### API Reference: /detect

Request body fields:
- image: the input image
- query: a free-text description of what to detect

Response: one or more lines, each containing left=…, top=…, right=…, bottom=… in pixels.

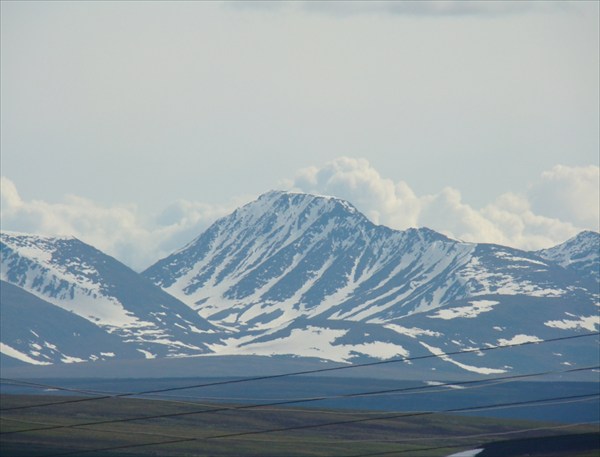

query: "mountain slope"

left=1, top=280, right=141, bottom=365
left=536, top=230, right=599, bottom=285
left=3, top=192, right=597, bottom=373
left=1, top=232, right=220, bottom=360
left=144, top=191, right=598, bottom=371
left=144, top=191, right=593, bottom=331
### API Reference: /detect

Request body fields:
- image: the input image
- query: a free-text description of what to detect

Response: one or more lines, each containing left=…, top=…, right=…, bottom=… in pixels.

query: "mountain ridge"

left=141, top=191, right=598, bottom=369
left=0, top=231, right=220, bottom=364
left=1, top=190, right=598, bottom=372
left=144, top=191, right=596, bottom=328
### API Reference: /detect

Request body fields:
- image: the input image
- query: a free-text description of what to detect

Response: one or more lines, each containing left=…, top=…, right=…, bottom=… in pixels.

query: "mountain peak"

left=1, top=231, right=82, bottom=266
left=536, top=230, right=599, bottom=284
left=208, top=190, right=368, bottom=241
left=1, top=230, right=78, bottom=243
left=573, top=230, right=600, bottom=242
left=253, top=190, right=360, bottom=215
left=142, top=190, right=597, bottom=366
left=1, top=230, right=218, bottom=364
left=3, top=196, right=598, bottom=371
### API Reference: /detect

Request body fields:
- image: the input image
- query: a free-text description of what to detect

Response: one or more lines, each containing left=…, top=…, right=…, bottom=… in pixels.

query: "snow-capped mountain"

left=2, top=191, right=598, bottom=374
left=144, top=191, right=595, bottom=332
left=1, top=232, right=219, bottom=364
left=143, top=191, right=599, bottom=371
left=537, top=230, right=599, bottom=285
left=1, top=280, right=140, bottom=365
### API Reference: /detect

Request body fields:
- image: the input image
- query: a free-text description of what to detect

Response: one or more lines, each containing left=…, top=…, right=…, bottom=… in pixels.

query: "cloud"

left=287, top=158, right=598, bottom=250
left=419, top=187, right=508, bottom=244
left=481, top=192, right=579, bottom=250
left=2, top=160, right=597, bottom=270
left=527, top=165, right=599, bottom=229
left=286, top=157, right=422, bottom=229
left=0, top=177, right=235, bottom=271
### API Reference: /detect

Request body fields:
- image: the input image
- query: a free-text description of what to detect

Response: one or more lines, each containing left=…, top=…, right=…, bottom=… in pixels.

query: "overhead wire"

left=340, top=421, right=600, bottom=457
left=3, top=412, right=598, bottom=457
left=1, top=374, right=538, bottom=420
left=3, top=414, right=595, bottom=447
left=32, top=392, right=599, bottom=457
left=2, top=330, right=597, bottom=412
left=1, top=416, right=192, bottom=442
left=0, top=378, right=115, bottom=397
left=2, top=365, right=597, bottom=419
left=2, top=331, right=597, bottom=456
left=208, top=421, right=600, bottom=446
left=77, top=374, right=540, bottom=415
left=2, top=365, right=597, bottom=436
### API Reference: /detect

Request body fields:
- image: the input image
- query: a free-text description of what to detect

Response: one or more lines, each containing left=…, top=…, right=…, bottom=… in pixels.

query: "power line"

left=35, top=393, right=599, bottom=457
left=0, top=378, right=114, bottom=397
left=1, top=371, right=539, bottom=420
left=5, top=413, right=597, bottom=457
left=5, top=364, right=594, bottom=408
left=0, top=378, right=118, bottom=400
left=342, top=422, right=600, bottom=457
left=1, top=416, right=192, bottom=442
left=5, top=415, right=595, bottom=448
left=5, top=401, right=597, bottom=456
left=235, top=421, right=600, bottom=446
left=201, top=394, right=600, bottom=440
left=2, top=331, right=597, bottom=412
left=3, top=365, right=597, bottom=436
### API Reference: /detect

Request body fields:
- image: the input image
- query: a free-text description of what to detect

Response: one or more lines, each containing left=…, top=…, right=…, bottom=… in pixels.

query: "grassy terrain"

left=1, top=394, right=598, bottom=457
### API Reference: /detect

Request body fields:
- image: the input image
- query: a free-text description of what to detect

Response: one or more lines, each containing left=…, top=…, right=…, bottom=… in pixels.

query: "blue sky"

left=1, top=1, right=598, bottom=270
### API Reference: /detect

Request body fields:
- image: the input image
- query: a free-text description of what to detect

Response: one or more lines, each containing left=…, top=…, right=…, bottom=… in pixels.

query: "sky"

left=1, top=1, right=598, bottom=271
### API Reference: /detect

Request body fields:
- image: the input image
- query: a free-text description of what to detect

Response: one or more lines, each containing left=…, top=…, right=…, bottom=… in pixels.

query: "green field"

left=1, top=394, right=598, bottom=457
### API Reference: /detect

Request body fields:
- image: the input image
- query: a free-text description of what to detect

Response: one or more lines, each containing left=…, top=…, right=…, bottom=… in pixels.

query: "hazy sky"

left=1, top=1, right=598, bottom=270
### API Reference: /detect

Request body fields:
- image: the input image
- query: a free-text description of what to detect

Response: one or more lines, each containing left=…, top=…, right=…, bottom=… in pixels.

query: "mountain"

left=0, top=232, right=220, bottom=364
left=536, top=230, right=599, bottom=285
left=1, top=280, right=140, bottom=365
left=143, top=191, right=599, bottom=372
left=2, top=192, right=598, bottom=374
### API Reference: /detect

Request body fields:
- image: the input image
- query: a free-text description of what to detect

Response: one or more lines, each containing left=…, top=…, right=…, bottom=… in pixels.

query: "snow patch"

left=137, top=349, right=156, bottom=359
left=345, top=341, right=409, bottom=360
left=428, top=300, right=499, bottom=320
left=419, top=342, right=507, bottom=375
left=384, top=324, right=443, bottom=339
left=60, top=355, right=86, bottom=363
left=545, top=315, right=599, bottom=332
left=497, top=334, right=542, bottom=346
left=425, top=381, right=465, bottom=390
left=207, top=325, right=408, bottom=363
left=0, top=342, right=52, bottom=365
left=210, top=326, right=349, bottom=362
left=446, top=450, right=484, bottom=457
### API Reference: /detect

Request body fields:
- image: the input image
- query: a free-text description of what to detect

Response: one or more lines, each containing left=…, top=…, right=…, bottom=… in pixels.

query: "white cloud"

left=481, top=192, right=580, bottom=250
left=418, top=187, right=508, bottom=244
left=527, top=165, right=600, bottom=229
left=286, top=157, right=421, bottom=228
left=0, top=177, right=235, bottom=271
left=287, top=158, right=598, bottom=250
left=1, top=160, right=597, bottom=270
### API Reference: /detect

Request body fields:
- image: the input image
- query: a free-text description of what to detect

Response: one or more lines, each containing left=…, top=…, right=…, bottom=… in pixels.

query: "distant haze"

left=1, top=1, right=598, bottom=270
